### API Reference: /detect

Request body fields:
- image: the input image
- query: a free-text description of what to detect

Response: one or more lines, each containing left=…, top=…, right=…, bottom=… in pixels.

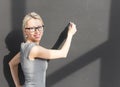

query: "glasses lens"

left=25, top=25, right=44, bottom=32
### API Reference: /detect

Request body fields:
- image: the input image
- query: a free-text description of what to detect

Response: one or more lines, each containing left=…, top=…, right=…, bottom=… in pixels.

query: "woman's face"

left=24, top=18, right=44, bottom=43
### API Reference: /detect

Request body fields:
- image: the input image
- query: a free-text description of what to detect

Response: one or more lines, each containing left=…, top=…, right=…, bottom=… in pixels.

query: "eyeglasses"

left=25, top=25, right=44, bottom=32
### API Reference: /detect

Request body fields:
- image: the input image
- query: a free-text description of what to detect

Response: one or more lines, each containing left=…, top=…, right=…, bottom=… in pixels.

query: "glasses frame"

left=25, top=25, right=44, bottom=32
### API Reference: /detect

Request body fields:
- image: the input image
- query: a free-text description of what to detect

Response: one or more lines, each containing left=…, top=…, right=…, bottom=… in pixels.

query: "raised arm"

left=29, top=22, right=77, bottom=60
left=9, top=52, right=22, bottom=87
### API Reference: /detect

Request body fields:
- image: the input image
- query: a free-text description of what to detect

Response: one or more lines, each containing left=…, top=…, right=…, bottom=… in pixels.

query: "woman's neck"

left=26, top=40, right=40, bottom=45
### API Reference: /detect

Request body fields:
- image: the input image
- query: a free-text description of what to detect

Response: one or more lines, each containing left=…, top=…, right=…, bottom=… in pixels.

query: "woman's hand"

left=68, top=22, right=77, bottom=36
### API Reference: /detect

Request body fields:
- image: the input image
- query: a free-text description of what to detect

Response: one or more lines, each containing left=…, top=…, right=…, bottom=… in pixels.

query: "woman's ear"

left=23, top=29, right=28, bottom=39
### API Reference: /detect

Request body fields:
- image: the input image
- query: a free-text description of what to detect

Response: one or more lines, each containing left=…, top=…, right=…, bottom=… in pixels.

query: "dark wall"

left=1, top=0, right=120, bottom=87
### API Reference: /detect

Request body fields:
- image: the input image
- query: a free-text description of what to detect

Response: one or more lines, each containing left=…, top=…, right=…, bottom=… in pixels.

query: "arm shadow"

left=47, top=23, right=69, bottom=62
left=3, top=29, right=24, bottom=87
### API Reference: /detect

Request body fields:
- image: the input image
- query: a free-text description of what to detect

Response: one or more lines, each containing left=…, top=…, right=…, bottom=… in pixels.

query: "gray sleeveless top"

left=20, top=42, right=48, bottom=87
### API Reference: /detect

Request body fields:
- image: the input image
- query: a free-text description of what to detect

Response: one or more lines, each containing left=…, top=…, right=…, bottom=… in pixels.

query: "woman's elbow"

left=59, top=49, right=68, bottom=58
left=9, top=61, right=17, bottom=68
left=60, top=51, right=68, bottom=58
left=63, top=53, right=68, bottom=58
left=9, top=61, right=13, bottom=68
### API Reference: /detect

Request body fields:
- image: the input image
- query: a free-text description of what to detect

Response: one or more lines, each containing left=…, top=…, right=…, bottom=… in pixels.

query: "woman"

left=9, top=12, right=77, bottom=87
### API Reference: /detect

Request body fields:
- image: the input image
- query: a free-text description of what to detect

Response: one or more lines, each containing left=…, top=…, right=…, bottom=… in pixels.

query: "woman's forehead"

left=26, top=18, right=43, bottom=27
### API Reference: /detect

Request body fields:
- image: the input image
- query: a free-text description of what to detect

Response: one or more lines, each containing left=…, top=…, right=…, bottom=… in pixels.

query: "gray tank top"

left=20, top=42, right=48, bottom=87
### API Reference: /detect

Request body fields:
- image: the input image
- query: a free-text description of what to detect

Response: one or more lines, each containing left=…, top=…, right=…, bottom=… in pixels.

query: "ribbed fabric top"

left=20, top=42, right=48, bottom=87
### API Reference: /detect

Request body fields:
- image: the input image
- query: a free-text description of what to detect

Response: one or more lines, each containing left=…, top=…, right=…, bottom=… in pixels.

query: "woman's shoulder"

left=21, top=42, right=37, bottom=50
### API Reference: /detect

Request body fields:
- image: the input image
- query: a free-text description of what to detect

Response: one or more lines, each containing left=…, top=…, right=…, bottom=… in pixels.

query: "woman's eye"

left=30, top=28, right=35, bottom=31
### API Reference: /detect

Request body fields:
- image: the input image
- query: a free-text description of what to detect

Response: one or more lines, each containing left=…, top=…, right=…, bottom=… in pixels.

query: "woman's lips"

left=34, top=34, right=40, bottom=38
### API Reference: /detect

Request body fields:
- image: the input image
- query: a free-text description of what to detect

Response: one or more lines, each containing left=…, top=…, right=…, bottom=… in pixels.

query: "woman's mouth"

left=34, top=34, right=40, bottom=38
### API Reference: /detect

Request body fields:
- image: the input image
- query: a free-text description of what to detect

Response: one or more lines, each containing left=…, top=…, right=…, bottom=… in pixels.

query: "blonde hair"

left=22, top=12, right=44, bottom=30
left=22, top=12, right=44, bottom=41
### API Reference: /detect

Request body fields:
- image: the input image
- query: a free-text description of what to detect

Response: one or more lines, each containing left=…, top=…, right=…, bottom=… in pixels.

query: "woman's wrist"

left=67, top=33, right=73, bottom=38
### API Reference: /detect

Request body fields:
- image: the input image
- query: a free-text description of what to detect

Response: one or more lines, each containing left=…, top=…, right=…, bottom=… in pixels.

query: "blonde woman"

left=9, top=12, right=77, bottom=87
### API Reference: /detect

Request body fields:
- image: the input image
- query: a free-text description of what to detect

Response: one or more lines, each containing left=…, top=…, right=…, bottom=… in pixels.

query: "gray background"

left=1, top=0, right=120, bottom=87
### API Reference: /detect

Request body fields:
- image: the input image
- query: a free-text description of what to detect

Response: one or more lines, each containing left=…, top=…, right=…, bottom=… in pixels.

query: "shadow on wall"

left=46, top=0, right=120, bottom=87
left=100, top=0, right=120, bottom=87
left=3, top=0, right=26, bottom=87
left=3, top=30, right=24, bottom=87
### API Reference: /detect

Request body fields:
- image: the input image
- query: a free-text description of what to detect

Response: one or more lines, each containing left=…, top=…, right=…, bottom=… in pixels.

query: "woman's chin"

left=34, top=38, right=41, bottom=42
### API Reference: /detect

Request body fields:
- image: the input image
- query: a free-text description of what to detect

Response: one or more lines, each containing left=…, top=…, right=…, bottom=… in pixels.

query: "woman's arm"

left=9, top=52, right=22, bottom=87
left=29, top=22, right=77, bottom=60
